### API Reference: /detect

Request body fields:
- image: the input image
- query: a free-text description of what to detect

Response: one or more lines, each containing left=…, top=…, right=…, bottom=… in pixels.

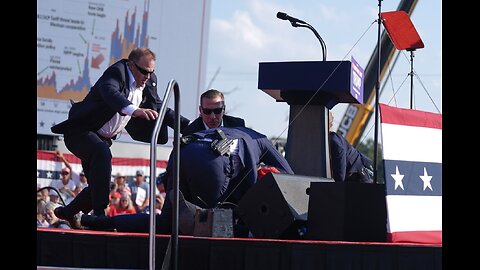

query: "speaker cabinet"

left=236, top=173, right=333, bottom=239
left=307, top=181, right=387, bottom=242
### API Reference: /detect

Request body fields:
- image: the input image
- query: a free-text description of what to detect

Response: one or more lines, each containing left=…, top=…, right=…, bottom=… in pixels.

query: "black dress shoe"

left=53, top=206, right=67, bottom=220
left=54, top=206, right=83, bottom=229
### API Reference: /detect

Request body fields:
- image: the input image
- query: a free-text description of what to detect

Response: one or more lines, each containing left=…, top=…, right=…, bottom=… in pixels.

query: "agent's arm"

left=329, top=132, right=347, bottom=181
left=257, top=137, right=294, bottom=174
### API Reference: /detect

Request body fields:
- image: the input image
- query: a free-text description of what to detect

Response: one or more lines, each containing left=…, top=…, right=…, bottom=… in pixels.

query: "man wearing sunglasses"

left=158, top=88, right=246, bottom=204
left=181, top=89, right=245, bottom=135
left=51, top=47, right=190, bottom=227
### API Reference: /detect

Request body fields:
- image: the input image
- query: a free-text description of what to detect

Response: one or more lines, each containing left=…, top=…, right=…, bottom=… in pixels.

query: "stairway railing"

left=148, top=79, right=181, bottom=270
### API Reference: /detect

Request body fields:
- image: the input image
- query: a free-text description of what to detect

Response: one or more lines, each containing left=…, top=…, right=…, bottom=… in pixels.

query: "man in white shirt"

left=51, top=48, right=190, bottom=226
left=49, top=167, right=77, bottom=205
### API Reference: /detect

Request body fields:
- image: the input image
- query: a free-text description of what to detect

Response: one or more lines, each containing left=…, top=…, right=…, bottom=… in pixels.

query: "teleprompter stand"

left=380, top=10, right=424, bottom=109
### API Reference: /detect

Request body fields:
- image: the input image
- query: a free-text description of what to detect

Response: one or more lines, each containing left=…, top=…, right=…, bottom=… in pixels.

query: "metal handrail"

left=149, top=79, right=181, bottom=270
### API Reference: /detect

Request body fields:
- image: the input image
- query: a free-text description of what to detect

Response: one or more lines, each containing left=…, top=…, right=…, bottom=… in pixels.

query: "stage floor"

left=37, top=228, right=441, bottom=270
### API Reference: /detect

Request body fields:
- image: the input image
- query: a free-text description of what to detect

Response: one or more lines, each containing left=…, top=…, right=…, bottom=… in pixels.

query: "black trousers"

left=62, top=131, right=113, bottom=217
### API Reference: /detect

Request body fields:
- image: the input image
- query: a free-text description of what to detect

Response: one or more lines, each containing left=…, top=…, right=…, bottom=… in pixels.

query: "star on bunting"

left=419, top=167, right=433, bottom=191
left=391, top=165, right=404, bottom=190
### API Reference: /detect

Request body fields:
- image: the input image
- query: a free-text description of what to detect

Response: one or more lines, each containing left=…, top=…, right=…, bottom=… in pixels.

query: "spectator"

left=37, top=199, right=49, bottom=227
left=74, top=171, right=88, bottom=195
left=156, top=172, right=167, bottom=198
left=49, top=167, right=77, bottom=204
left=48, top=189, right=61, bottom=204
left=109, top=194, right=136, bottom=216
left=143, top=193, right=165, bottom=215
left=105, top=192, right=122, bottom=216
left=154, top=195, right=164, bottom=214
left=128, top=170, right=150, bottom=213
left=117, top=182, right=132, bottom=197
left=110, top=172, right=131, bottom=197
left=56, top=150, right=81, bottom=183
left=44, top=201, right=72, bottom=229
left=38, top=188, right=50, bottom=203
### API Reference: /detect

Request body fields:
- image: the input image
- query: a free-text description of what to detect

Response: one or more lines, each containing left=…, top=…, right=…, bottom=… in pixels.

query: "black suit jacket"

left=181, top=115, right=246, bottom=136
left=166, top=126, right=294, bottom=205
left=51, top=59, right=190, bottom=143
left=329, top=131, right=372, bottom=182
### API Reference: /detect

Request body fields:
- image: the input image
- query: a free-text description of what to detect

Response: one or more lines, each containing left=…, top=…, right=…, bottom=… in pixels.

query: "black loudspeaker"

left=236, top=173, right=333, bottom=239
left=307, top=182, right=387, bottom=242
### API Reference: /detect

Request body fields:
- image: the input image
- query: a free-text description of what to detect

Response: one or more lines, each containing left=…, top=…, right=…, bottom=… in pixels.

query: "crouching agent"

left=80, top=126, right=294, bottom=236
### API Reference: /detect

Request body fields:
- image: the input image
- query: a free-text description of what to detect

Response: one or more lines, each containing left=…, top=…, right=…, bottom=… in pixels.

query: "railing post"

left=149, top=79, right=181, bottom=270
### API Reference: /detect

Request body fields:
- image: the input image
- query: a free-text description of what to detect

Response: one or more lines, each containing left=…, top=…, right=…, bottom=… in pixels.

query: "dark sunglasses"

left=134, top=62, right=154, bottom=76
left=201, top=107, right=224, bottom=115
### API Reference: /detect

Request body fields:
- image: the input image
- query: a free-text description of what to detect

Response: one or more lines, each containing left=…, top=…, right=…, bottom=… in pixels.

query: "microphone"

left=276, top=12, right=307, bottom=24
left=276, top=11, right=327, bottom=61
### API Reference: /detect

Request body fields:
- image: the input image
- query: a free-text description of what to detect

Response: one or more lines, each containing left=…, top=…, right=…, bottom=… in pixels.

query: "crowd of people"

left=37, top=47, right=374, bottom=234
left=36, top=151, right=166, bottom=229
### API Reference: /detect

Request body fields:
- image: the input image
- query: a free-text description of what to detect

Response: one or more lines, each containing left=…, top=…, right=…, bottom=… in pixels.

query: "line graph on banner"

left=37, top=0, right=152, bottom=102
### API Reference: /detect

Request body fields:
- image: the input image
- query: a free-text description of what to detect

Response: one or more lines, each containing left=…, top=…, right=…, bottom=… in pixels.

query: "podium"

left=258, top=59, right=364, bottom=177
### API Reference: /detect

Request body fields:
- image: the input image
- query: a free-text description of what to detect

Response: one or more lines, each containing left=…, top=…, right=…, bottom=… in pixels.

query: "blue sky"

left=205, top=0, right=441, bottom=141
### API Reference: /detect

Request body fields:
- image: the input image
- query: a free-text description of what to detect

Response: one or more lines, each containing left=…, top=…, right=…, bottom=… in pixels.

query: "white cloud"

left=213, top=10, right=267, bottom=50
left=213, top=18, right=233, bottom=32
left=233, top=11, right=266, bottom=49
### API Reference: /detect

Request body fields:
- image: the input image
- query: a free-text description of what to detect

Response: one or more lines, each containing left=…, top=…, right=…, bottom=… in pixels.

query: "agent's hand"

left=133, top=108, right=158, bottom=120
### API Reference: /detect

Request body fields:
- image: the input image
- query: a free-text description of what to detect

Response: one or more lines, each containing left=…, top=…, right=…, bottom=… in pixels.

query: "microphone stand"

left=373, top=0, right=383, bottom=184
left=291, top=21, right=327, bottom=61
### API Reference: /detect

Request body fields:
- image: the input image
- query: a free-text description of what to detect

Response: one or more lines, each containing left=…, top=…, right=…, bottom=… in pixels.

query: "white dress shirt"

left=97, top=65, right=143, bottom=138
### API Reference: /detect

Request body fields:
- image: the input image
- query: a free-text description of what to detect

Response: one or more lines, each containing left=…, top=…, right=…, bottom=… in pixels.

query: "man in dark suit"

left=181, top=89, right=245, bottom=135
left=159, top=88, right=246, bottom=205
left=80, top=126, right=294, bottom=235
left=164, top=126, right=293, bottom=207
left=328, top=112, right=374, bottom=183
left=51, top=48, right=190, bottom=226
